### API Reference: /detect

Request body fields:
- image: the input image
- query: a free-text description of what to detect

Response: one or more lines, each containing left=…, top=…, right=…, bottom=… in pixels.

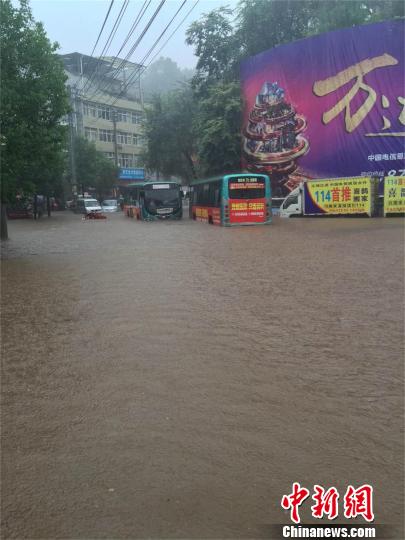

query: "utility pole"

left=112, top=110, right=118, bottom=167
left=68, top=86, right=78, bottom=197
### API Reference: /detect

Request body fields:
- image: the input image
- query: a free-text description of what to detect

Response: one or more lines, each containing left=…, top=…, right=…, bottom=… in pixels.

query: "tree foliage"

left=142, top=87, right=197, bottom=182
left=236, top=0, right=404, bottom=59
left=74, top=137, right=118, bottom=200
left=0, top=0, right=70, bottom=238
left=186, top=7, right=239, bottom=93
left=196, top=82, right=242, bottom=176
left=0, top=0, right=69, bottom=196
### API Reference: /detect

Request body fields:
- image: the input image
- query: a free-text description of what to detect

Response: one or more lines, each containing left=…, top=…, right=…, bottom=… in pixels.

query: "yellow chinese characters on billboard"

left=304, top=178, right=373, bottom=215
left=384, top=176, right=405, bottom=214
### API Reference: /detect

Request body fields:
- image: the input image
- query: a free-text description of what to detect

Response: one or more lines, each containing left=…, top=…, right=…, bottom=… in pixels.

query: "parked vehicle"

left=101, top=199, right=119, bottom=213
left=74, top=198, right=102, bottom=214
left=279, top=176, right=379, bottom=218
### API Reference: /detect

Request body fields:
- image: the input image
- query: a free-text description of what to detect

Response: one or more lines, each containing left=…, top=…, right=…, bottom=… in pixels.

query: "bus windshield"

left=144, top=188, right=180, bottom=208
left=228, top=177, right=265, bottom=199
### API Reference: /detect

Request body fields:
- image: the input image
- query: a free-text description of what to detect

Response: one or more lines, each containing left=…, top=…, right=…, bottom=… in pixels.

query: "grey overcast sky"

left=27, top=0, right=237, bottom=69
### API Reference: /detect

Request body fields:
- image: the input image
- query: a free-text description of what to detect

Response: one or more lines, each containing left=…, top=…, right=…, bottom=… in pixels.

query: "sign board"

left=304, top=177, right=375, bottom=215
left=229, top=200, right=266, bottom=223
left=384, top=176, right=405, bottom=214
left=119, top=168, right=145, bottom=180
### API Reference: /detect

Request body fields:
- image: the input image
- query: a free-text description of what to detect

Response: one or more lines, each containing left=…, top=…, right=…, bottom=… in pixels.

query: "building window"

left=98, top=106, right=111, bottom=120
left=132, top=134, right=139, bottom=145
left=117, top=131, right=132, bottom=145
left=132, top=155, right=140, bottom=167
left=84, top=127, right=98, bottom=141
left=118, top=153, right=133, bottom=167
left=99, top=129, right=113, bottom=142
left=104, top=152, right=115, bottom=161
left=116, top=110, right=129, bottom=123
left=131, top=112, right=143, bottom=124
left=83, top=103, right=97, bottom=117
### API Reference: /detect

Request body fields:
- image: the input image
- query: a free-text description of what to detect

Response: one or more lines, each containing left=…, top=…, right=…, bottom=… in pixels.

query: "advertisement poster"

left=241, top=20, right=405, bottom=196
left=228, top=176, right=266, bottom=222
left=384, top=175, right=405, bottom=214
left=304, top=177, right=375, bottom=215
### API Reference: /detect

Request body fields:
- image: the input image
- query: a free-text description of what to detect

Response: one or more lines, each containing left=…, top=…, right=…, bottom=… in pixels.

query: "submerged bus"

left=123, top=181, right=183, bottom=220
left=189, top=173, right=271, bottom=226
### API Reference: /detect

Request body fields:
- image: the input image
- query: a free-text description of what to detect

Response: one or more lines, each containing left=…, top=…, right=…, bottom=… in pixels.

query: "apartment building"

left=61, top=53, right=146, bottom=181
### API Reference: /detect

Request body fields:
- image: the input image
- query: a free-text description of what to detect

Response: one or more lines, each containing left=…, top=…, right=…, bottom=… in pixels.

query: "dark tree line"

left=0, top=0, right=119, bottom=239
left=0, top=0, right=70, bottom=239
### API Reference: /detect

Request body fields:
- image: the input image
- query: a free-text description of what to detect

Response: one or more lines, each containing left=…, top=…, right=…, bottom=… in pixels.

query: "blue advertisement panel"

left=119, top=168, right=145, bottom=180
left=241, top=20, right=405, bottom=196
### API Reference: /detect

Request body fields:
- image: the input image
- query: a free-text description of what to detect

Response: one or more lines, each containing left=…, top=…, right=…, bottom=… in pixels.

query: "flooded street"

left=1, top=211, right=404, bottom=539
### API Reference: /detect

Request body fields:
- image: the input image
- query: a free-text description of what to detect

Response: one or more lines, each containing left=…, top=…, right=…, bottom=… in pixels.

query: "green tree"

left=93, top=156, right=118, bottom=202
left=236, top=0, right=404, bottom=58
left=74, top=136, right=118, bottom=199
left=0, top=0, right=70, bottom=239
left=236, top=0, right=317, bottom=58
left=186, top=7, right=239, bottom=94
left=142, top=86, right=197, bottom=182
left=196, top=81, right=242, bottom=176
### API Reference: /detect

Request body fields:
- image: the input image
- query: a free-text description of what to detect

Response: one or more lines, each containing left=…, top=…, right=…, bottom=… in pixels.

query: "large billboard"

left=241, top=20, right=405, bottom=196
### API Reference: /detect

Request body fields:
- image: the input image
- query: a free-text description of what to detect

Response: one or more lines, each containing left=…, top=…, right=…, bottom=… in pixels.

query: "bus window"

left=214, top=187, right=220, bottom=206
left=209, top=181, right=221, bottom=206
left=202, top=184, right=210, bottom=205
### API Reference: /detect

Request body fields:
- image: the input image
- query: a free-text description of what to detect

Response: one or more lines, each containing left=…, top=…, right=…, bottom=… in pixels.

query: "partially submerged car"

left=101, top=199, right=119, bottom=213
left=75, top=198, right=102, bottom=214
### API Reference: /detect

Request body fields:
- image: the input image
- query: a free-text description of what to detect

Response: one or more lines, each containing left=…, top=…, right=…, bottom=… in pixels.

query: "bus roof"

left=125, top=181, right=181, bottom=188
left=190, top=173, right=269, bottom=186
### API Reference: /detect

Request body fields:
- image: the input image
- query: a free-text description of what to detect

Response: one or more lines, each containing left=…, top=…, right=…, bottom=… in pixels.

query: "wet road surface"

left=1, top=212, right=404, bottom=539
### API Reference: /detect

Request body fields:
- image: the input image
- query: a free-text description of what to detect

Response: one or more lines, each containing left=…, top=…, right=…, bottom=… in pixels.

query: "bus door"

left=226, top=175, right=268, bottom=224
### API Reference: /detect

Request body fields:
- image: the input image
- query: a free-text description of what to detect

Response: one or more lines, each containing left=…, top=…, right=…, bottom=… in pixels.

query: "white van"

left=75, top=198, right=102, bottom=214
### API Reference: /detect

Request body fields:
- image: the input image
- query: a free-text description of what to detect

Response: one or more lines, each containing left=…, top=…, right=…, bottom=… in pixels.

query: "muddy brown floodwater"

left=1, top=212, right=404, bottom=539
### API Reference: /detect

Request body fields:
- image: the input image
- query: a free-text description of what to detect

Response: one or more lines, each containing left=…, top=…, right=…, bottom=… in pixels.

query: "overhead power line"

left=93, top=0, right=190, bottom=106
left=71, top=0, right=115, bottom=91
left=145, top=0, right=199, bottom=71
left=86, top=0, right=167, bottom=101
left=82, top=0, right=130, bottom=95
left=89, top=0, right=115, bottom=58
left=116, top=0, right=152, bottom=59
left=107, top=0, right=199, bottom=108
left=78, top=0, right=200, bottom=141
left=85, top=0, right=153, bottom=100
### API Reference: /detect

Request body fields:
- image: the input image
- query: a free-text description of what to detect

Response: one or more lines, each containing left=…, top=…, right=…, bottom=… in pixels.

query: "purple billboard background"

left=241, top=20, right=405, bottom=193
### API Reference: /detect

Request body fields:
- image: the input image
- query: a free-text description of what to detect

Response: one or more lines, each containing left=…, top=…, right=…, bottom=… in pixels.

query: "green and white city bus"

left=123, top=181, right=183, bottom=221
